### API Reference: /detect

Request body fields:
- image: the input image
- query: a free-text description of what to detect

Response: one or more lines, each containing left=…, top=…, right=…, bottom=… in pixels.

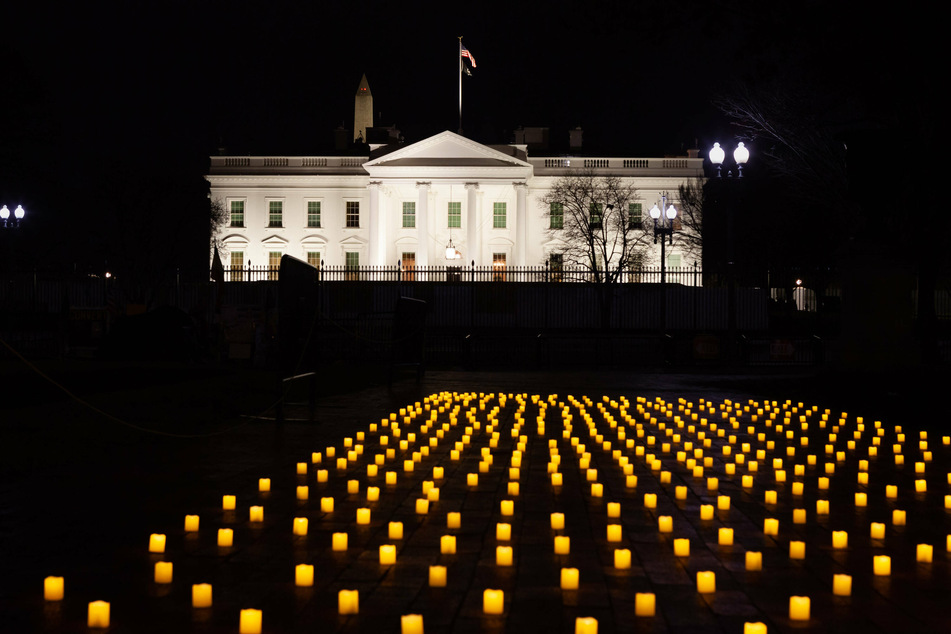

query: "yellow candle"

left=626, top=474, right=638, bottom=488
left=338, top=589, right=359, bottom=614
left=575, top=616, right=598, bottom=633
left=707, top=477, right=719, bottom=491
left=792, top=482, right=804, bottom=496
left=258, top=478, right=271, bottom=492
left=607, top=502, right=621, bottom=518
left=789, top=541, right=806, bottom=559
left=154, top=561, right=173, bottom=584
left=917, top=543, right=934, bottom=563
left=833, top=573, right=852, bottom=596
left=404, top=459, right=414, bottom=472
left=441, top=535, right=457, bottom=554
left=657, top=516, right=673, bottom=534
left=674, top=538, right=690, bottom=557
left=429, top=565, right=447, bottom=587
left=700, top=505, right=714, bottom=520
left=483, top=589, right=504, bottom=614
left=401, top=614, right=424, bottom=634
left=497, top=523, right=511, bottom=541
left=893, top=509, right=906, bottom=525
left=743, top=623, right=767, bottom=634
left=297, top=461, right=308, bottom=475
left=717, top=495, right=731, bottom=511
left=87, top=601, right=110, bottom=628
left=591, top=483, right=604, bottom=497
left=696, top=571, right=716, bottom=593
left=217, top=528, right=233, bottom=547
left=789, top=596, right=810, bottom=621
left=293, top=517, right=308, bottom=536
left=332, top=532, right=348, bottom=551
left=614, top=548, right=632, bottom=569
left=793, top=508, right=807, bottom=524
left=379, top=544, right=397, bottom=564
left=222, top=495, right=236, bottom=510
left=192, top=583, right=213, bottom=608
left=719, top=527, right=734, bottom=546
left=494, top=545, right=512, bottom=566
left=675, top=485, right=688, bottom=500
left=365, top=486, right=380, bottom=501
left=184, top=514, right=200, bottom=532
left=832, top=530, right=848, bottom=549
left=873, top=555, right=891, bottom=576
left=320, top=496, right=334, bottom=513
left=870, top=522, right=886, bottom=539
left=296, top=486, right=309, bottom=501
left=606, top=523, right=623, bottom=541
left=643, top=493, right=657, bottom=508
left=742, top=475, right=754, bottom=488
left=295, top=564, right=314, bottom=586
left=44, top=576, right=65, bottom=601
left=855, top=492, right=867, bottom=507
left=554, top=535, right=571, bottom=555
left=551, top=513, right=565, bottom=530
left=745, top=551, right=762, bottom=571
left=356, top=508, right=371, bottom=525
left=500, top=499, right=514, bottom=516
left=551, top=472, right=564, bottom=486
left=317, top=469, right=328, bottom=482
left=816, top=499, right=830, bottom=515
left=635, top=592, right=656, bottom=617
left=764, top=490, right=777, bottom=505
left=560, top=567, right=579, bottom=589
left=416, top=499, right=430, bottom=515
left=249, top=506, right=264, bottom=522
left=148, top=533, right=166, bottom=553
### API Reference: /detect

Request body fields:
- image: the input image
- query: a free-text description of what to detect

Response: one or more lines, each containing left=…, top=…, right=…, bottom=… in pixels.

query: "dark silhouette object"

left=389, top=297, right=427, bottom=386
left=277, top=255, right=320, bottom=377
left=99, top=306, right=199, bottom=361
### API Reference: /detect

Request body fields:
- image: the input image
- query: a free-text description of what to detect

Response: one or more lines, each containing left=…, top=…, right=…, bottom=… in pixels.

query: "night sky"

left=0, top=2, right=938, bottom=273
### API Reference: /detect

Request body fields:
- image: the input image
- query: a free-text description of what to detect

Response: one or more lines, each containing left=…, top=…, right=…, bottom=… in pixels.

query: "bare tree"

left=676, top=177, right=704, bottom=265
left=209, top=197, right=229, bottom=255
left=539, top=170, right=650, bottom=283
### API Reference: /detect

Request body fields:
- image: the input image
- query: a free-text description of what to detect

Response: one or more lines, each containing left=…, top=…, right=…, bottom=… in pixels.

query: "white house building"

left=208, top=82, right=705, bottom=279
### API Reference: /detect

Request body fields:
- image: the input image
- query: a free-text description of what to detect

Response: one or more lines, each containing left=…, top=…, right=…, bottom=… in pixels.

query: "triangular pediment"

left=364, top=131, right=532, bottom=178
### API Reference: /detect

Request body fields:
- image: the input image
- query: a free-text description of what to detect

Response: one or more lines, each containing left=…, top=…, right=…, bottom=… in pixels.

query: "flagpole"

left=458, top=36, right=463, bottom=134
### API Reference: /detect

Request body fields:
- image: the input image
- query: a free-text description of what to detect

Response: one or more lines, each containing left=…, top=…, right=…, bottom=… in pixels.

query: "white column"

left=416, top=181, right=431, bottom=268
left=367, top=181, right=382, bottom=266
left=465, top=182, right=479, bottom=265
left=514, top=182, right=528, bottom=266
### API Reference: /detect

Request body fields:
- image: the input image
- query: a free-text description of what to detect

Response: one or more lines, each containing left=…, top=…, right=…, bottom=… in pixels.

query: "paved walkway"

left=2, top=362, right=950, bottom=632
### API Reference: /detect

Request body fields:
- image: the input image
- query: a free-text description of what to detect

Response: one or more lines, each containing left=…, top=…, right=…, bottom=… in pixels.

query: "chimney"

left=569, top=126, right=583, bottom=150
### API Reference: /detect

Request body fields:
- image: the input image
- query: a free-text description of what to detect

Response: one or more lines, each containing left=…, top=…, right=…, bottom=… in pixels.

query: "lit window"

left=549, top=203, right=563, bottom=229
left=448, top=202, right=461, bottom=228
left=492, top=252, right=506, bottom=282
left=345, top=251, right=359, bottom=280
left=402, top=202, right=416, bottom=228
left=307, top=201, right=321, bottom=228
left=346, top=201, right=360, bottom=228
left=401, top=252, right=416, bottom=281
left=268, top=201, right=283, bottom=227
left=589, top=203, right=602, bottom=229
left=230, top=201, right=244, bottom=227
left=306, top=251, right=321, bottom=268
left=550, top=253, right=563, bottom=282
left=229, top=250, right=244, bottom=281
left=628, top=203, right=643, bottom=229
left=268, top=251, right=282, bottom=280
left=493, top=202, right=506, bottom=229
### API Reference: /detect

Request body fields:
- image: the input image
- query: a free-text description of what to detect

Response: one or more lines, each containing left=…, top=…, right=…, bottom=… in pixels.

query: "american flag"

left=460, top=44, right=476, bottom=68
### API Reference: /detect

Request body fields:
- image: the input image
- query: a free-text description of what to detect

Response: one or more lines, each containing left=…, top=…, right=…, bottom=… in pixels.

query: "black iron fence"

left=222, top=263, right=704, bottom=286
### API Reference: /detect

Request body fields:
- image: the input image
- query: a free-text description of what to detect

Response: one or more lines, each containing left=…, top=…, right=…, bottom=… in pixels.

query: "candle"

left=507, top=482, right=520, bottom=496
left=575, top=616, right=598, bottom=634
left=467, top=473, right=479, bottom=487
left=591, top=483, right=604, bottom=497
left=497, top=523, right=511, bottom=541
left=855, top=492, right=867, bottom=507
left=356, top=508, right=371, bottom=525
left=551, top=472, right=563, bottom=486
left=258, top=478, right=271, bottom=492
left=338, top=589, right=360, bottom=614
left=296, top=486, right=309, bottom=501
left=218, top=528, right=233, bottom=547
left=792, top=482, right=804, bottom=496
left=870, top=522, right=886, bottom=539
left=297, top=461, right=308, bottom=475
left=146, top=533, right=167, bottom=554
left=317, top=469, right=328, bottom=482
left=789, top=541, right=806, bottom=559
left=154, top=561, right=173, bottom=584
left=347, top=479, right=360, bottom=494
left=551, top=513, right=565, bottom=530
left=635, top=592, right=655, bottom=617
left=416, top=499, right=430, bottom=514
left=873, top=555, right=891, bottom=576
left=643, top=493, right=657, bottom=508
left=222, top=495, right=236, bottom=510
left=833, top=573, right=852, bottom=596
left=893, top=509, right=906, bottom=525
left=295, top=563, right=314, bottom=586
left=700, top=505, right=714, bottom=520
left=184, top=514, right=200, bottom=532
left=707, top=477, right=719, bottom=491
left=745, top=551, right=762, bottom=571
left=742, top=475, right=754, bottom=488
left=192, top=583, right=213, bottom=608
left=441, top=535, right=457, bottom=554
left=719, top=527, right=734, bottom=546
left=388, top=521, right=403, bottom=540
left=44, top=576, right=64, bottom=601
left=332, top=532, right=348, bottom=551
left=496, top=545, right=513, bottom=566
left=560, top=567, right=579, bottom=589
left=832, top=530, right=848, bottom=549
left=789, top=596, right=810, bottom=621
left=249, top=506, right=264, bottom=522
left=626, top=474, right=638, bottom=488
left=764, top=490, right=777, bottom=505
left=366, top=486, right=380, bottom=502
left=483, top=589, right=504, bottom=614
left=87, top=601, right=110, bottom=628
left=500, top=500, right=514, bottom=516
left=816, top=499, right=830, bottom=515
left=793, top=509, right=807, bottom=524
left=674, top=538, right=690, bottom=557
left=554, top=535, right=571, bottom=555
left=614, top=548, right=632, bottom=569
left=717, top=495, right=731, bottom=511
left=743, top=623, right=767, bottom=634
left=606, top=524, right=623, bottom=542
left=380, top=544, right=397, bottom=564
left=293, top=517, right=308, bottom=536
left=657, top=516, right=673, bottom=534
left=401, top=614, right=424, bottom=634
left=429, top=565, right=447, bottom=587
left=917, top=543, right=934, bottom=563
left=696, top=571, right=716, bottom=593
left=607, top=502, right=621, bottom=518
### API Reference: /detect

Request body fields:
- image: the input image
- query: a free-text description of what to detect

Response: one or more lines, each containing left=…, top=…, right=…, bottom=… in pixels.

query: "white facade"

left=207, top=131, right=704, bottom=274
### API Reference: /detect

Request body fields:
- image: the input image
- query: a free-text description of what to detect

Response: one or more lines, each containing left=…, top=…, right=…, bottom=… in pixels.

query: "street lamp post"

left=0, top=204, right=26, bottom=228
left=649, top=194, right=677, bottom=284
left=709, top=142, right=750, bottom=362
